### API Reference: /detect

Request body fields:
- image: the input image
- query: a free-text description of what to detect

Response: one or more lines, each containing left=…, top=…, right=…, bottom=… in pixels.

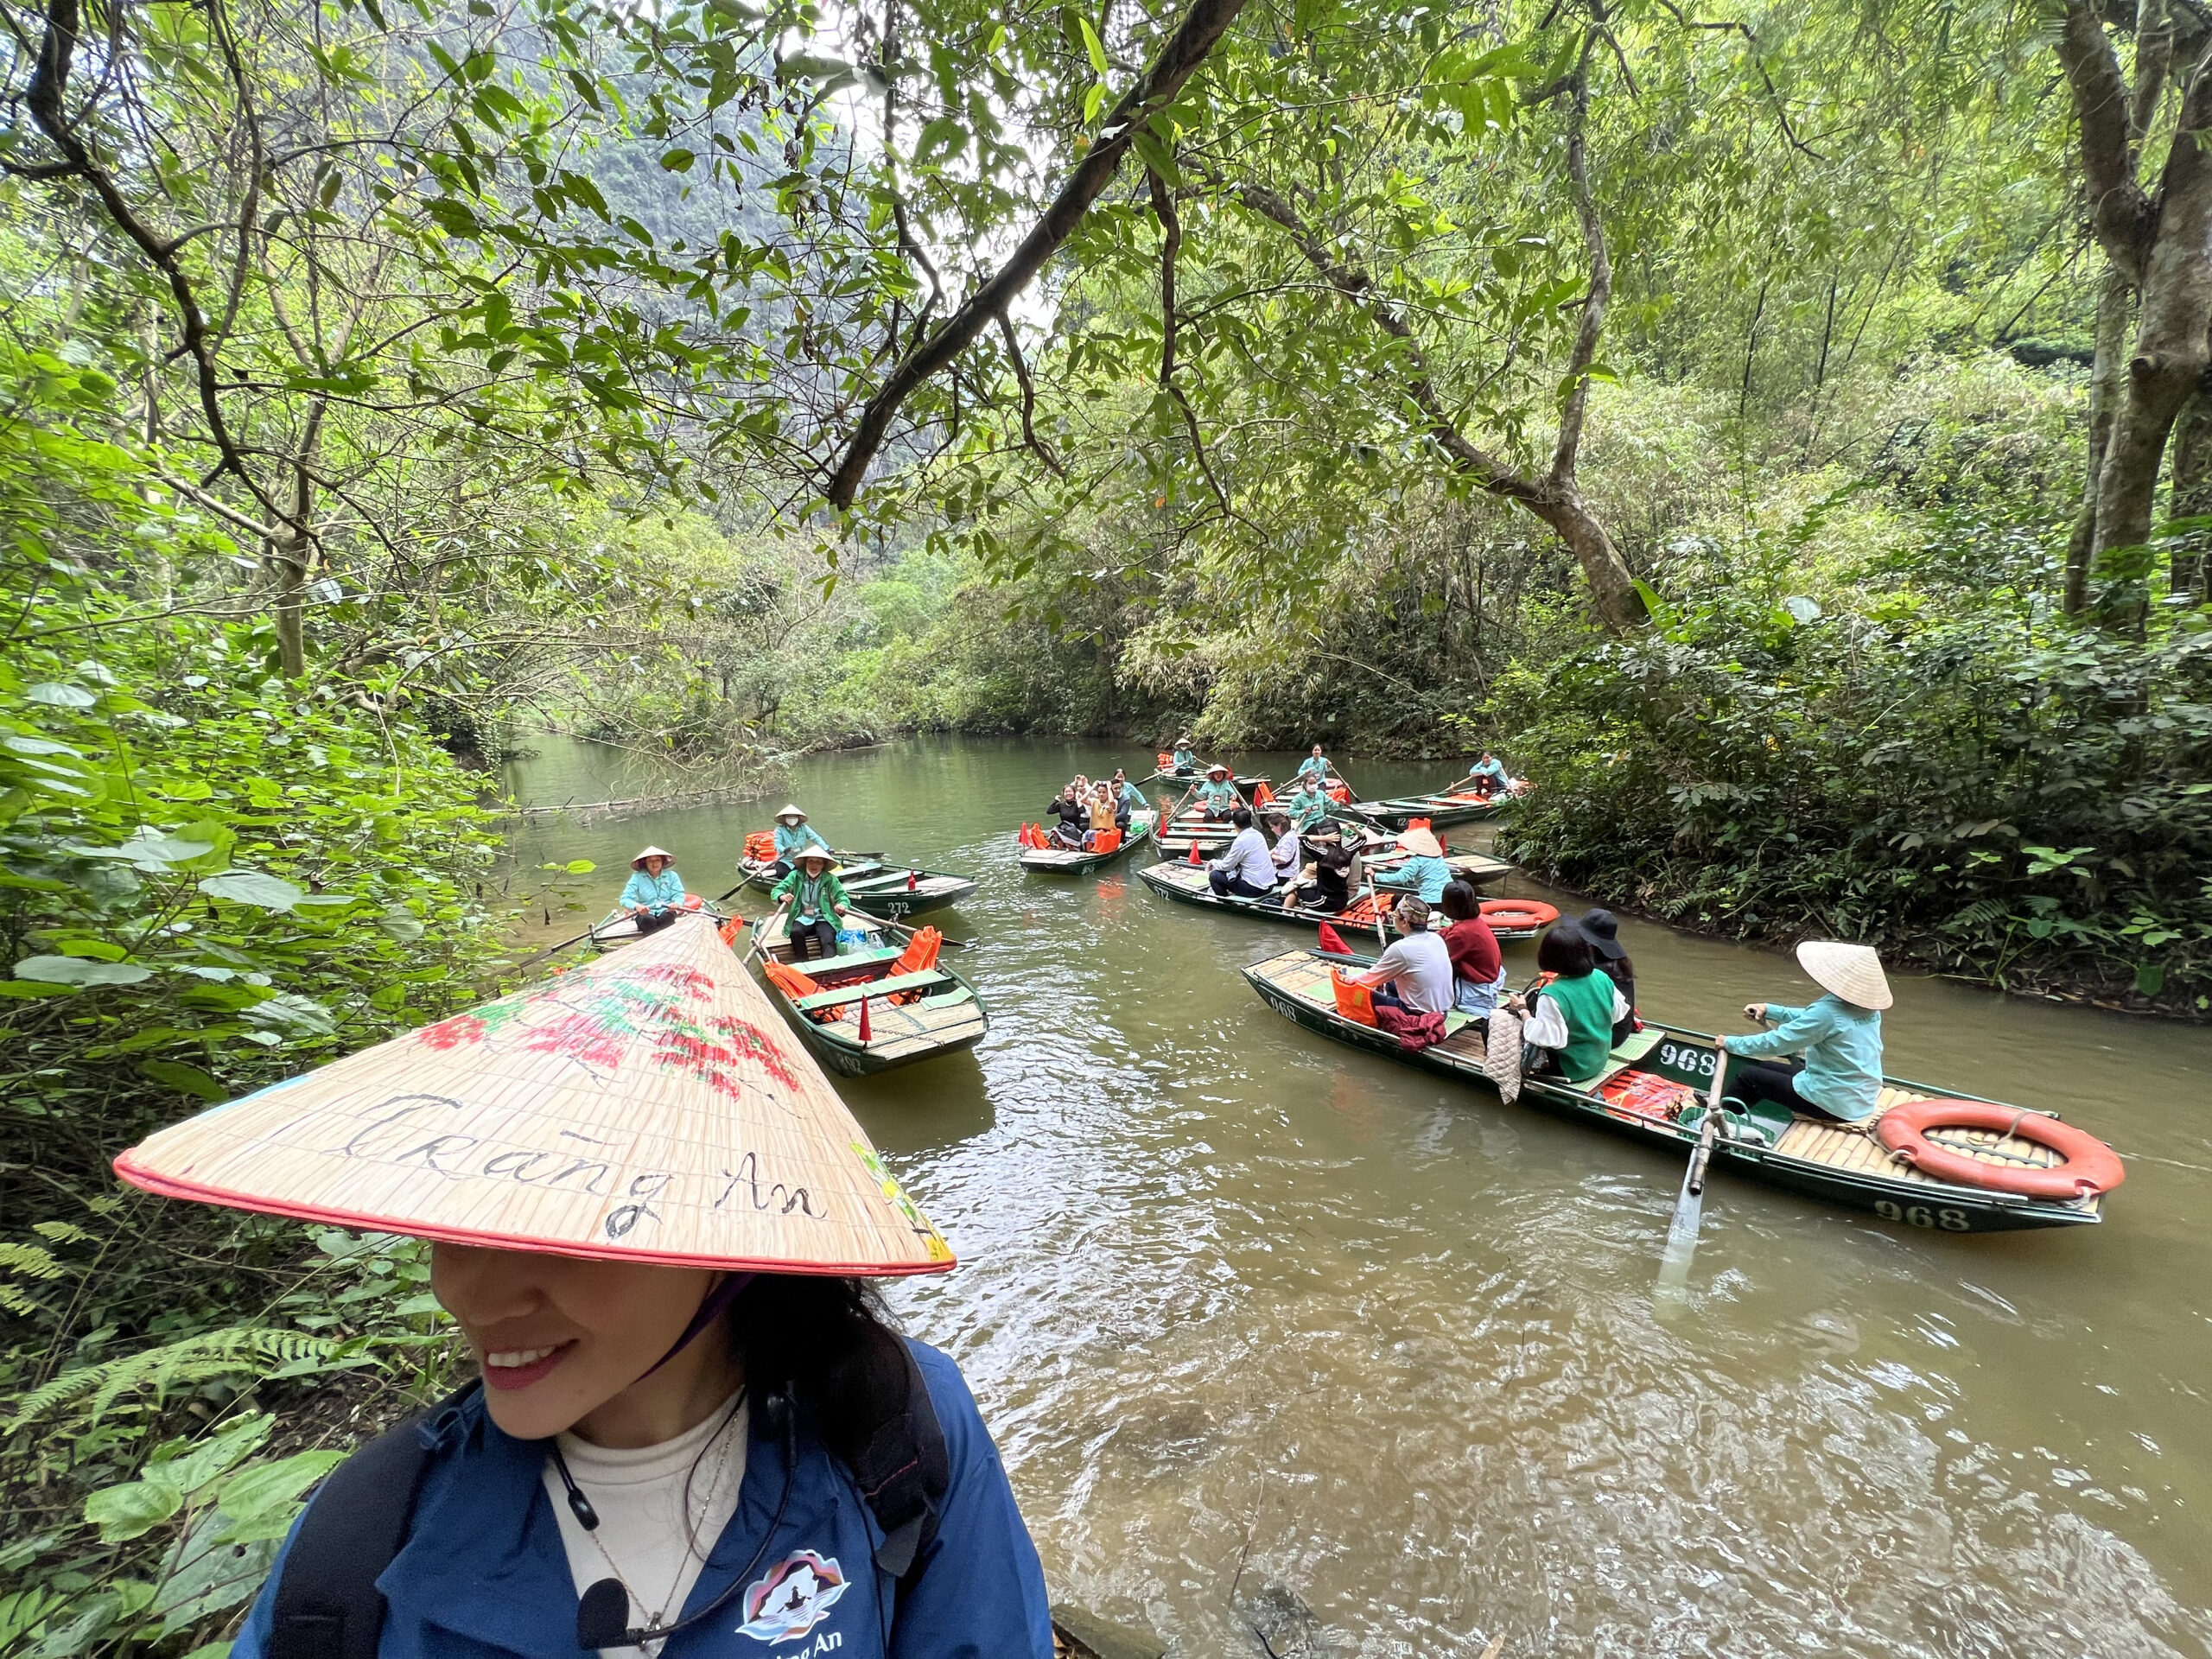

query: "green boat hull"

left=1243, top=950, right=2101, bottom=1235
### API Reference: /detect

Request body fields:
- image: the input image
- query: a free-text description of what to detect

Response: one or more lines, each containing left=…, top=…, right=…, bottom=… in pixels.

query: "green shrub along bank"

left=0, top=353, right=493, bottom=1656
left=1491, top=538, right=2212, bottom=1016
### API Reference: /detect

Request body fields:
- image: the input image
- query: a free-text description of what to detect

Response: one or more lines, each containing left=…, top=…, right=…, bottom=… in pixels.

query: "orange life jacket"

left=744, top=830, right=779, bottom=862
left=888, top=926, right=944, bottom=1005
left=1330, top=968, right=1377, bottom=1027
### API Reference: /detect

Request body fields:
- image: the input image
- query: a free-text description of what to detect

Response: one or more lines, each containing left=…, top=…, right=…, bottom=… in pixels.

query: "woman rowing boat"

left=1719, top=941, right=1890, bottom=1122
left=619, top=847, right=687, bottom=936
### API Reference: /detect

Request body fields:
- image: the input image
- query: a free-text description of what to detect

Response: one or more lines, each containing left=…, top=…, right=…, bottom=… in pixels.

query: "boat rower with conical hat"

left=1195, top=762, right=1240, bottom=819
left=1720, top=940, right=1894, bottom=1123
left=619, top=845, right=688, bottom=937
left=116, top=914, right=1054, bottom=1659
left=766, top=804, right=832, bottom=876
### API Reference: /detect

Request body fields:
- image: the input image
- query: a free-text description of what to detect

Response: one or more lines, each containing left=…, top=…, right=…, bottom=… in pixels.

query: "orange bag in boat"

left=745, top=831, right=778, bottom=862
left=1327, top=783, right=1351, bottom=804
left=1253, top=782, right=1275, bottom=806
left=1094, top=828, right=1121, bottom=854
left=888, top=925, right=944, bottom=1005
left=1330, top=969, right=1377, bottom=1026
left=718, top=917, right=746, bottom=949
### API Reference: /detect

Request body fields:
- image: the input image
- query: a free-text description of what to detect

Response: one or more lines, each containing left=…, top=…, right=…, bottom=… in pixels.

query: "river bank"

left=505, top=733, right=2212, bottom=1658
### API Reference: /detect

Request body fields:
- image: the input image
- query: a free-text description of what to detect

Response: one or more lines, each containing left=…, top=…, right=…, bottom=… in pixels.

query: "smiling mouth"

left=480, top=1341, right=575, bottom=1390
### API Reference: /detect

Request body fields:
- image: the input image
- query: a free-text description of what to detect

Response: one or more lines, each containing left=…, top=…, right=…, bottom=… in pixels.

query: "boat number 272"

left=1656, top=1042, right=1718, bottom=1078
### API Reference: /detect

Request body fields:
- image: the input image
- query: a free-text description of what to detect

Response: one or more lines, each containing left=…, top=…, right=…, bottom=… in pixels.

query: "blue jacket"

left=1295, top=756, right=1329, bottom=786
left=1727, top=995, right=1885, bottom=1121
left=1379, top=855, right=1450, bottom=904
left=230, top=1342, right=1054, bottom=1659
left=773, top=823, right=832, bottom=861
left=620, top=868, right=687, bottom=914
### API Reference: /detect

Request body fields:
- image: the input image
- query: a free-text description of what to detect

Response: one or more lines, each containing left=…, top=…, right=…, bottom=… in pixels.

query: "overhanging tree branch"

left=823, top=0, right=1252, bottom=508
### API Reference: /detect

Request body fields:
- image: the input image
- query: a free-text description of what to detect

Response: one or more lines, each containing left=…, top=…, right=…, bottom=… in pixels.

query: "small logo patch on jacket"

left=735, top=1550, right=849, bottom=1644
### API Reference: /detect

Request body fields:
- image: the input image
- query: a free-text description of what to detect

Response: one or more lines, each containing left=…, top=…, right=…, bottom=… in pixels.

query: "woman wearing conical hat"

left=620, top=848, right=688, bottom=937
left=117, top=917, right=1054, bottom=1659
left=1195, top=763, right=1240, bottom=819
left=1170, top=734, right=1197, bottom=773
left=766, top=805, right=831, bottom=878
left=1720, top=941, right=1892, bottom=1122
left=770, top=847, right=868, bottom=963
left=1376, top=826, right=1451, bottom=904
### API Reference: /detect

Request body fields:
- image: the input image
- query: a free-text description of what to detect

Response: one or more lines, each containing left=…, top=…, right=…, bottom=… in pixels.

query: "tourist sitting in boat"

left=1466, top=751, right=1510, bottom=797
left=1378, top=825, right=1452, bottom=903
left=1509, top=919, right=1629, bottom=1084
left=1113, top=770, right=1145, bottom=826
left=1296, top=825, right=1358, bottom=912
left=1719, top=941, right=1890, bottom=1122
left=1172, top=733, right=1198, bottom=772
left=619, top=847, right=687, bottom=937
left=770, top=848, right=867, bottom=962
left=1285, top=776, right=1332, bottom=833
left=767, top=804, right=831, bottom=876
left=1580, top=907, right=1637, bottom=1042
left=1439, top=880, right=1507, bottom=1019
left=1295, top=743, right=1332, bottom=790
left=1045, top=785, right=1089, bottom=848
left=1196, top=764, right=1241, bottom=818
left=1208, top=807, right=1276, bottom=899
left=1262, top=809, right=1301, bottom=899
left=1351, top=895, right=1454, bottom=1015
left=1083, top=783, right=1118, bottom=849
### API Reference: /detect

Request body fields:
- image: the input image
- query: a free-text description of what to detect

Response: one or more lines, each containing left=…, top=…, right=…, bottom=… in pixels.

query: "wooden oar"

left=1656, top=1046, right=1728, bottom=1294
left=513, top=909, right=627, bottom=968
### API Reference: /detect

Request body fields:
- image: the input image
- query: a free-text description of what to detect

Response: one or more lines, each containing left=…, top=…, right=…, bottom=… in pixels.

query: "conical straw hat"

left=114, top=917, right=953, bottom=1275
left=631, top=845, right=674, bottom=869
left=1399, top=826, right=1443, bottom=858
left=773, top=804, right=808, bottom=821
left=1796, top=940, right=1892, bottom=1010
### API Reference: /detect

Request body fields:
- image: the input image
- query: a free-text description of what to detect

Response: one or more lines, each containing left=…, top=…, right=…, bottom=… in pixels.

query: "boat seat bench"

left=791, top=945, right=905, bottom=976
left=791, top=969, right=954, bottom=1011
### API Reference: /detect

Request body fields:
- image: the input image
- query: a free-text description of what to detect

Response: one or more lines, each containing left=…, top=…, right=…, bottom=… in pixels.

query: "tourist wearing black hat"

left=1580, top=907, right=1637, bottom=1042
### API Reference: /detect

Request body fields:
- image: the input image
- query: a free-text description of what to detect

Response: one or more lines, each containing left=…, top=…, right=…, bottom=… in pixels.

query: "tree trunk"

left=2065, top=270, right=2133, bottom=614
left=268, top=528, right=307, bottom=679
left=2170, top=369, right=2212, bottom=601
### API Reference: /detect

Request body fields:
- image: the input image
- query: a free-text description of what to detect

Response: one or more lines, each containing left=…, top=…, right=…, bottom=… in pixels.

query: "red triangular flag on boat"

left=1186, top=838, right=1202, bottom=865
left=857, top=994, right=872, bottom=1042
left=1319, top=924, right=1349, bottom=955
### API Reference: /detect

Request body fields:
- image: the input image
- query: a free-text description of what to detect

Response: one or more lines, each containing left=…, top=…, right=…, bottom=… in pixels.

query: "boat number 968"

left=1656, top=1042, right=1718, bottom=1077
left=1876, top=1200, right=1971, bottom=1231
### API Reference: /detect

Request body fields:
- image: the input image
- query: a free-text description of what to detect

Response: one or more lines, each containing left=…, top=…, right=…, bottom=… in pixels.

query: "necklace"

left=553, top=1396, right=746, bottom=1646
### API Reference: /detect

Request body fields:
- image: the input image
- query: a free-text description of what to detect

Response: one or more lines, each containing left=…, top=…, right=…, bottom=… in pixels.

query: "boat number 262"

left=1656, top=1042, right=1717, bottom=1078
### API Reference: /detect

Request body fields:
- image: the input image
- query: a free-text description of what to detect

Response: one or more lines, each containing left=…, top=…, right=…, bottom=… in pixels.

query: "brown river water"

left=505, top=734, right=2212, bottom=1659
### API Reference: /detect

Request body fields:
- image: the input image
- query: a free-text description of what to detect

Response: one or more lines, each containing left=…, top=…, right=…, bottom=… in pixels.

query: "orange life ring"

left=1876, top=1099, right=2125, bottom=1200
left=1478, top=899, right=1560, bottom=933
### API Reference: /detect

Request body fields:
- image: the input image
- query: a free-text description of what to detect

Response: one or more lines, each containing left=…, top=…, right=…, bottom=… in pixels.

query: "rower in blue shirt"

left=619, top=847, right=689, bottom=935
left=1194, top=764, right=1241, bottom=818
left=767, top=804, right=832, bottom=875
left=1720, top=941, right=1891, bottom=1122
left=1295, top=744, right=1332, bottom=790
left=1171, top=733, right=1198, bottom=774
left=1376, top=826, right=1452, bottom=903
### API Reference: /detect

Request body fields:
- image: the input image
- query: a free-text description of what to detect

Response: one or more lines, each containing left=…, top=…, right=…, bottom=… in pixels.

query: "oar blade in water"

left=1656, top=1053, right=1726, bottom=1303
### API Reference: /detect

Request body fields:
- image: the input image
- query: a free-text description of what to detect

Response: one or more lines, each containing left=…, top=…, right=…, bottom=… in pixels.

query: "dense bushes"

left=1495, top=566, right=2212, bottom=1011
left=0, top=351, right=495, bottom=1655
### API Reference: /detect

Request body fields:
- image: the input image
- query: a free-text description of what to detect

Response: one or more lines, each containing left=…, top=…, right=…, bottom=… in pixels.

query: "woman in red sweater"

left=1438, top=881, right=1507, bottom=1018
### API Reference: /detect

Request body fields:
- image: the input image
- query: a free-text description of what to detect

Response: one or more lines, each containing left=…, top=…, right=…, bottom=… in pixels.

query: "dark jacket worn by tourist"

left=228, top=1342, right=1055, bottom=1659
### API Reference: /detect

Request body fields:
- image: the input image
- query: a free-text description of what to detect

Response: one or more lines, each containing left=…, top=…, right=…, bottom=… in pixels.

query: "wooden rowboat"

left=751, top=912, right=987, bottom=1076
left=1339, top=790, right=1506, bottom=831
left=1243, top=946, right=2106, bottom=1233
left=587, top=898, right=717, bottom=952
left=1020, top=810, right=1156, bottom=874
left=1141, top=760, right=1270, bottom=791
left=735, top=855, right=977, bottom=920
left=1137, top=857, right=1527, bottom=933
left=1151, top=810, right=1239, bottom=859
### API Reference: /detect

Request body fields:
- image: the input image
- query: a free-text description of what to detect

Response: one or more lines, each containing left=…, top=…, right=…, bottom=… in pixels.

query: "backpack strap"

left=846, top=1341, right=950, bottom=1583
left=268, top=1383, right=477, bottom=1659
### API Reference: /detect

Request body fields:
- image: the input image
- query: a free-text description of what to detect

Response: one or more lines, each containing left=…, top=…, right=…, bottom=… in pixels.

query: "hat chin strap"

left=639, top=1271, right=755, bottom=1379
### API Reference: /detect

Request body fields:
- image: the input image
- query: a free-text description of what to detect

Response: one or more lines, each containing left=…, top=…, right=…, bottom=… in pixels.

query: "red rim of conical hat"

left=113, top=917, right=953, bottom=1276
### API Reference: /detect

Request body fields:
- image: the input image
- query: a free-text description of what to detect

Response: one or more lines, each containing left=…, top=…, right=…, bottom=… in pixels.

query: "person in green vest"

left=618, top=847, right=688, bottom=936
left=769, top=848, right=868, bottom=962
left=1295, top=743, right=1332, bottom=791
left=766, top=804, right=832, bottom=876
left=1195, top=763, right=1241, bottom=818
left=1284, top=776, right=1332, bottom=833
left=1509, top=919, right=1629, bottom=1084
left=1171, top=734, right=1198, bottom=773
left=1719, top=941, right=1891, bottom=1122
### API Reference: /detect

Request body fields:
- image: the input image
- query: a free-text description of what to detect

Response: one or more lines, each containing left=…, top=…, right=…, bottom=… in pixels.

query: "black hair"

left=1439, top=880, right=1479, bottom=924
left=1231, top=806, right=1253, bottom=829
left=1537, top=919, right=1595, bottom=977
left=728, top=1274, right=912, bottom=1464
